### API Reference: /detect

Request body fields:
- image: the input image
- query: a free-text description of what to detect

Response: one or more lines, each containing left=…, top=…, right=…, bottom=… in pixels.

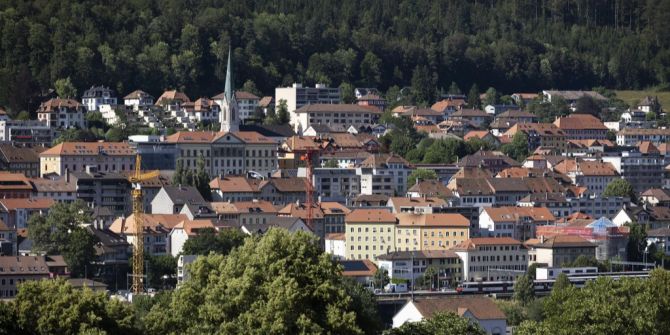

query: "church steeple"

left=224, top=43, right=233, bottom=102
left=219, top=43, right=239, bottom=133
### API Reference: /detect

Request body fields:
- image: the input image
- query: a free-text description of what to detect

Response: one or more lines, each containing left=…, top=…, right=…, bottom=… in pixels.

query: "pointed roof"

left=224, top=43, right=233, bottom=102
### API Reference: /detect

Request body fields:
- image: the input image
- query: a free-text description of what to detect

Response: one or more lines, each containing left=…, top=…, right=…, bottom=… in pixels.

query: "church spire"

left=224, top=43, right=233, bottom=102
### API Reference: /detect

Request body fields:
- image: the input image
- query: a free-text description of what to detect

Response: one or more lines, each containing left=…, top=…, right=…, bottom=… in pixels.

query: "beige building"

left=395, top=213, right=470, bottom=252
left=293, top=104, right=382, bottom=133
left=525, top=235, right=597, bottom=267
left=275, top=83, right=341, bottom=126
left=39, top=142, right=136, bottom=177
left=345, top=209, right=397, bottom=261
left=36, top=98, right=86, bottom=129
left=453, top=237, right=528, bottom=282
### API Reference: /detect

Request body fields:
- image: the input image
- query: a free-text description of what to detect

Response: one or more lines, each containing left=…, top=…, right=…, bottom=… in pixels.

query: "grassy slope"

left=615, top=90, right=670, bottom=111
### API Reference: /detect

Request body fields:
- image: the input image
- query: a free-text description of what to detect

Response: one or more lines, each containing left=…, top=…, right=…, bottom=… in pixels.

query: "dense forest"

left=1, top=0, right=670, bottom=114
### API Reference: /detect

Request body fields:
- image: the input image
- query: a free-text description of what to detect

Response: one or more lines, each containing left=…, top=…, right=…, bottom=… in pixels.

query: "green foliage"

left=407, top=169, right=438, bottom=189
left=574, top=96, right=602, bottom=116
left=495, top=300, right=526, bottom=326
left=602, top=179, right=636, bottom=200
left=422, top=138, right=468, bottom=164
left=15, top=110, right=30, bottom=120
left=527, top=98, right=570, bottom=123
left=482, top=87, right=498, bottom=106
left=531, top=270, right=670, bottom=334
left=501, top=131, right=529, bottom=162
left=265, top=99, right=289, bottom=126
left=625, top=222, right=648, bottom=262
left=372, top=268, right=390, bottom=289
left=241, top=80, right=262, bottom=97
left=172, top=156, right=212, bottom=201
left=384, top=312, right=486, bottom=335
left=513, top=274, right=535, bottom=306
left=323, top=159, right=339, bottom=168
left=28, top=200, right=96, bottom=278
left=553, top=273, right=571, bottom=292
left=13, top=279, right=136, bottom=335
left=143, top=229, right=374, bottom=334
left=105, top=127, right=126, bottom=142
left=54, top=77, right=77, bottom=98
left=467, top=84, right=481, bottom=109
left=466, top=137, right=496, bottom=152
left=181, top=228, right=247, bottom=256
left=146, top=255, right=177, bottom=289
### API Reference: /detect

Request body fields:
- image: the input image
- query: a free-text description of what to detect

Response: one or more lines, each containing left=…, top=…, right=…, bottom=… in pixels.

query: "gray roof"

left=162, top=185, right=207, bottom=206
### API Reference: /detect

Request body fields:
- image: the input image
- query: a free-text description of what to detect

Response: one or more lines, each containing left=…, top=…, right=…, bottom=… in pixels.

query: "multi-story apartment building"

left=0, top=198, right=53, bottom=229
left=293, top=104, right=382, bottom=133
left=275, top=83, right=341, bottom=126
left=345, top=209, right=397, bottom=261
left=36, top=98, right=86, bottom=129
left=0, top=144, right=42, bottom=177
left=553, top=114, right=608, bottom=140
left=479, top=206, right=556, bottom=241
left=525, top=235, right=597, bottom=267
left=357, top=153, right=413, bottom=196
left=503, top=123, right=567, bottom=152
left=616, top=128, right=670, bottom=146
left=0, top=256, right=50, bottom=298
left=182, top=98, right=220, bottom=124
left=602, top=142, right=667, bottom=193
left=0, top=120, right=53, bottom=147
left=554, top=159, right=619, bottom=196
left=310, top=168, right=360, bottom=203
left=0, top=172, right=34, bottom=199
left=30, top=175, right=77, bottom=203
left=377, top=250, right=463, bottom=285
left=110, top=213, right=187, bottom=256
left=39, top=142, right=136, bottom=177
left=453, top=237, right=528, bottom=282
left=395, top=213, right=470, bottom=251
left=81, top=86, right=117, bottom=111
left=166, top=131, right=278, bottom=178
left=70, top=170, right=131, bottom=218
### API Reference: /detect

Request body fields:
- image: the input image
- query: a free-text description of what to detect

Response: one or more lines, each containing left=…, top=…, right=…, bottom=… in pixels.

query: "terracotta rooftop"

left=410, top=296, right=506, bottom=320
left=40, top=142, right=135, bottom=156
left=37, top=98, right=83, bottom=113
left=528, top=235, right=596, bottom=248
left=483, top=206, right=555, bottom=223
left=554, top=159, right=618, bottom=176
left=123, top=89, right=153, bottom=100
left=396, top=213, right=469, bottom=227
left=408, top=180, right=454, bottom=198
left=0, top=198, right=54, bottom=210
left=345, top=209, right=396, bottom=223
left=453, top=237, right=523, bottom=250
left=155, top=90, right=191, bottom=105
left=109, top=214, right=187, bottom=235
left=553, top=114, right=607, bottom=130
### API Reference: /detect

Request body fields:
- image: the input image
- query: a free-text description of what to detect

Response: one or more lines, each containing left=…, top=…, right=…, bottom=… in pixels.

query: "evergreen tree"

left=467, top=84, right=481, bottom=109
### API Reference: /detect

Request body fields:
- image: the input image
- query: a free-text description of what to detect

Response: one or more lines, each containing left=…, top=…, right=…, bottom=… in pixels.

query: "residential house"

left=0, top=120, right=53, bottom=147
left=30, top=175, right=76, bottom=202
left=392, top=296, right=507, bottom=335
left=357, top=94, right=387, bottom=112
left=0, top=144, right=43, bottom=177
left=123, top=90, right=154, bottom=110
left=484, top=104, right=519, bottom=116
left=209, top=176, right=263, bottom=202
left=240, top=217, right=312, bottom=236
left=457, top=150, right=521, bottom=174
left=553, top=114, right=608, bottom=140
left=39, top=142, right=136, bottom=177
left=640, top=188, right=670, bottom=207
left=357, top=153, right=413, bottom=196
left=406, top=179, right=454, bottom=198
left=339, top=259, right=378, bottom=285
left=646, top=227, right=670, bottom=256
left=182, top=98, right=220, bottom=125
left=377, top=250, right=463, bottom=286
left=386, top=197, right=449, bottom=214
left=479, top=206, right=556, bottom=241
left=0, top=256, right=51, bottom=298
left=352, top=194, right=390, bottom=207
left=511, top=93, right=539, bottom=105
left=448, top=109, right=491, bottom=128
left=325, top=233, right=346, bottom=259
left=169, top=219, right=216, bottom=256
left=151, top=185, right=207, bottom=215
left=109, top=213, right=187, bottom=256
left=0, top=198, right=53, bottom=229
left=395, top=213, right=470, bottom=251
left=616, top=128, right=670, bottom=146
left=503, top=123, right=567, bottom=152
left=525, top=235, right=597, bottom=267
left=453, top=237, right=528, bottom=281
left=211, top=200, right=278, bottom=228
left=463, top=130, right=500, bottom=146
left=554, top=159, right=619, bottom=196
left=0, top=220, right=15, bottom=255
left=344, top=209, right=397, bottom=261
left=0, top=172, right=33, bottom=199
left=431, top=98, right=466, bottom=117
left=82, top=86, right=117, bottom=111
left=36, top=98, right=86, bottom=129
left=155, top=89, right=191, bottom=112
left=258, top=96, right=274, bottom=116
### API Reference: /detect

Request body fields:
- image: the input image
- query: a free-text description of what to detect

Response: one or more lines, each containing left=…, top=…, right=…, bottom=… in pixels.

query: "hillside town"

left=1, top=48, right=670, bottom=334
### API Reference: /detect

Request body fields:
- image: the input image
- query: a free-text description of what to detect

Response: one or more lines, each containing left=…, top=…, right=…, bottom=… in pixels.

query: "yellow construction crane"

left=128, top=154, right=160, bottom=294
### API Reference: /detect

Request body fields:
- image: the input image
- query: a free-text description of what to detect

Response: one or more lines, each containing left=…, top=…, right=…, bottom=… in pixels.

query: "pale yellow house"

left=39, top=142, right=136, bottom=177
left=345, top=209, right=397, bottom=261
left=395, top=213, right=470, bottom=252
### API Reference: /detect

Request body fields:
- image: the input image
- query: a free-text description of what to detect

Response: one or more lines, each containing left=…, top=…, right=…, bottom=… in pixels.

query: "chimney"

left=540, top=235, right=545, bottom=243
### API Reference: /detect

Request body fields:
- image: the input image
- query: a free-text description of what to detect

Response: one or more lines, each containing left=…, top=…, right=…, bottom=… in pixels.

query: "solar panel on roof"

left=339, top=261, right=370, bottom=272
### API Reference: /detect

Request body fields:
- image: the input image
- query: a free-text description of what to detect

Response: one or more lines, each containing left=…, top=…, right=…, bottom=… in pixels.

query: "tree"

left=276, top=99, right=290, bottom=125
left=14, top=110, right=30, bottom=120
left=501, top=132, right=529, bottom=162
left=340, top=82, right=356, bottom=104
left=194, top=155, right=212, bottom=201
left=513, top=274, right=535, bottom=306
left=342, top=278, right=383, bottom=335
left=360, top=51, right=381, bottom=86
left=482, top=87, right=498, bottom=106
left=423, top=266, right=438, bottom=290
left=574, top=96, right=601, bottom=116
left=242, top=80, right=262, bottom=97
left=467, top=84, right=481, bottom=109
left=144, top=229, right=376, bottom=334
left=384, top=312, right=486, bottom=335
left=105, top=127, right=126, bottom=142
left=411, top=65, right=434, bottom=105
left=602, top=179, right=636, bottom=201
left=447, top=81, right=461, bottom=95
left=372, top=268, right=390, bottom=289
left=13, top=279, right=136, bottom=335
left=407, top=169, right=438, bottom=189
left=28, top=200, right=96, bottom=278
left=466, top=137, right=495, bottom=153
left=146, top=255, right=177, bottom=289
left=323, top=159, right=339, bottom=168
left=625, top=222, right=647, bottom=262
left=553, top=273, right=571, bottom=292
left=182, top=228, right=246, bottom=256
left=54, top=77, right=77, bottom=98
